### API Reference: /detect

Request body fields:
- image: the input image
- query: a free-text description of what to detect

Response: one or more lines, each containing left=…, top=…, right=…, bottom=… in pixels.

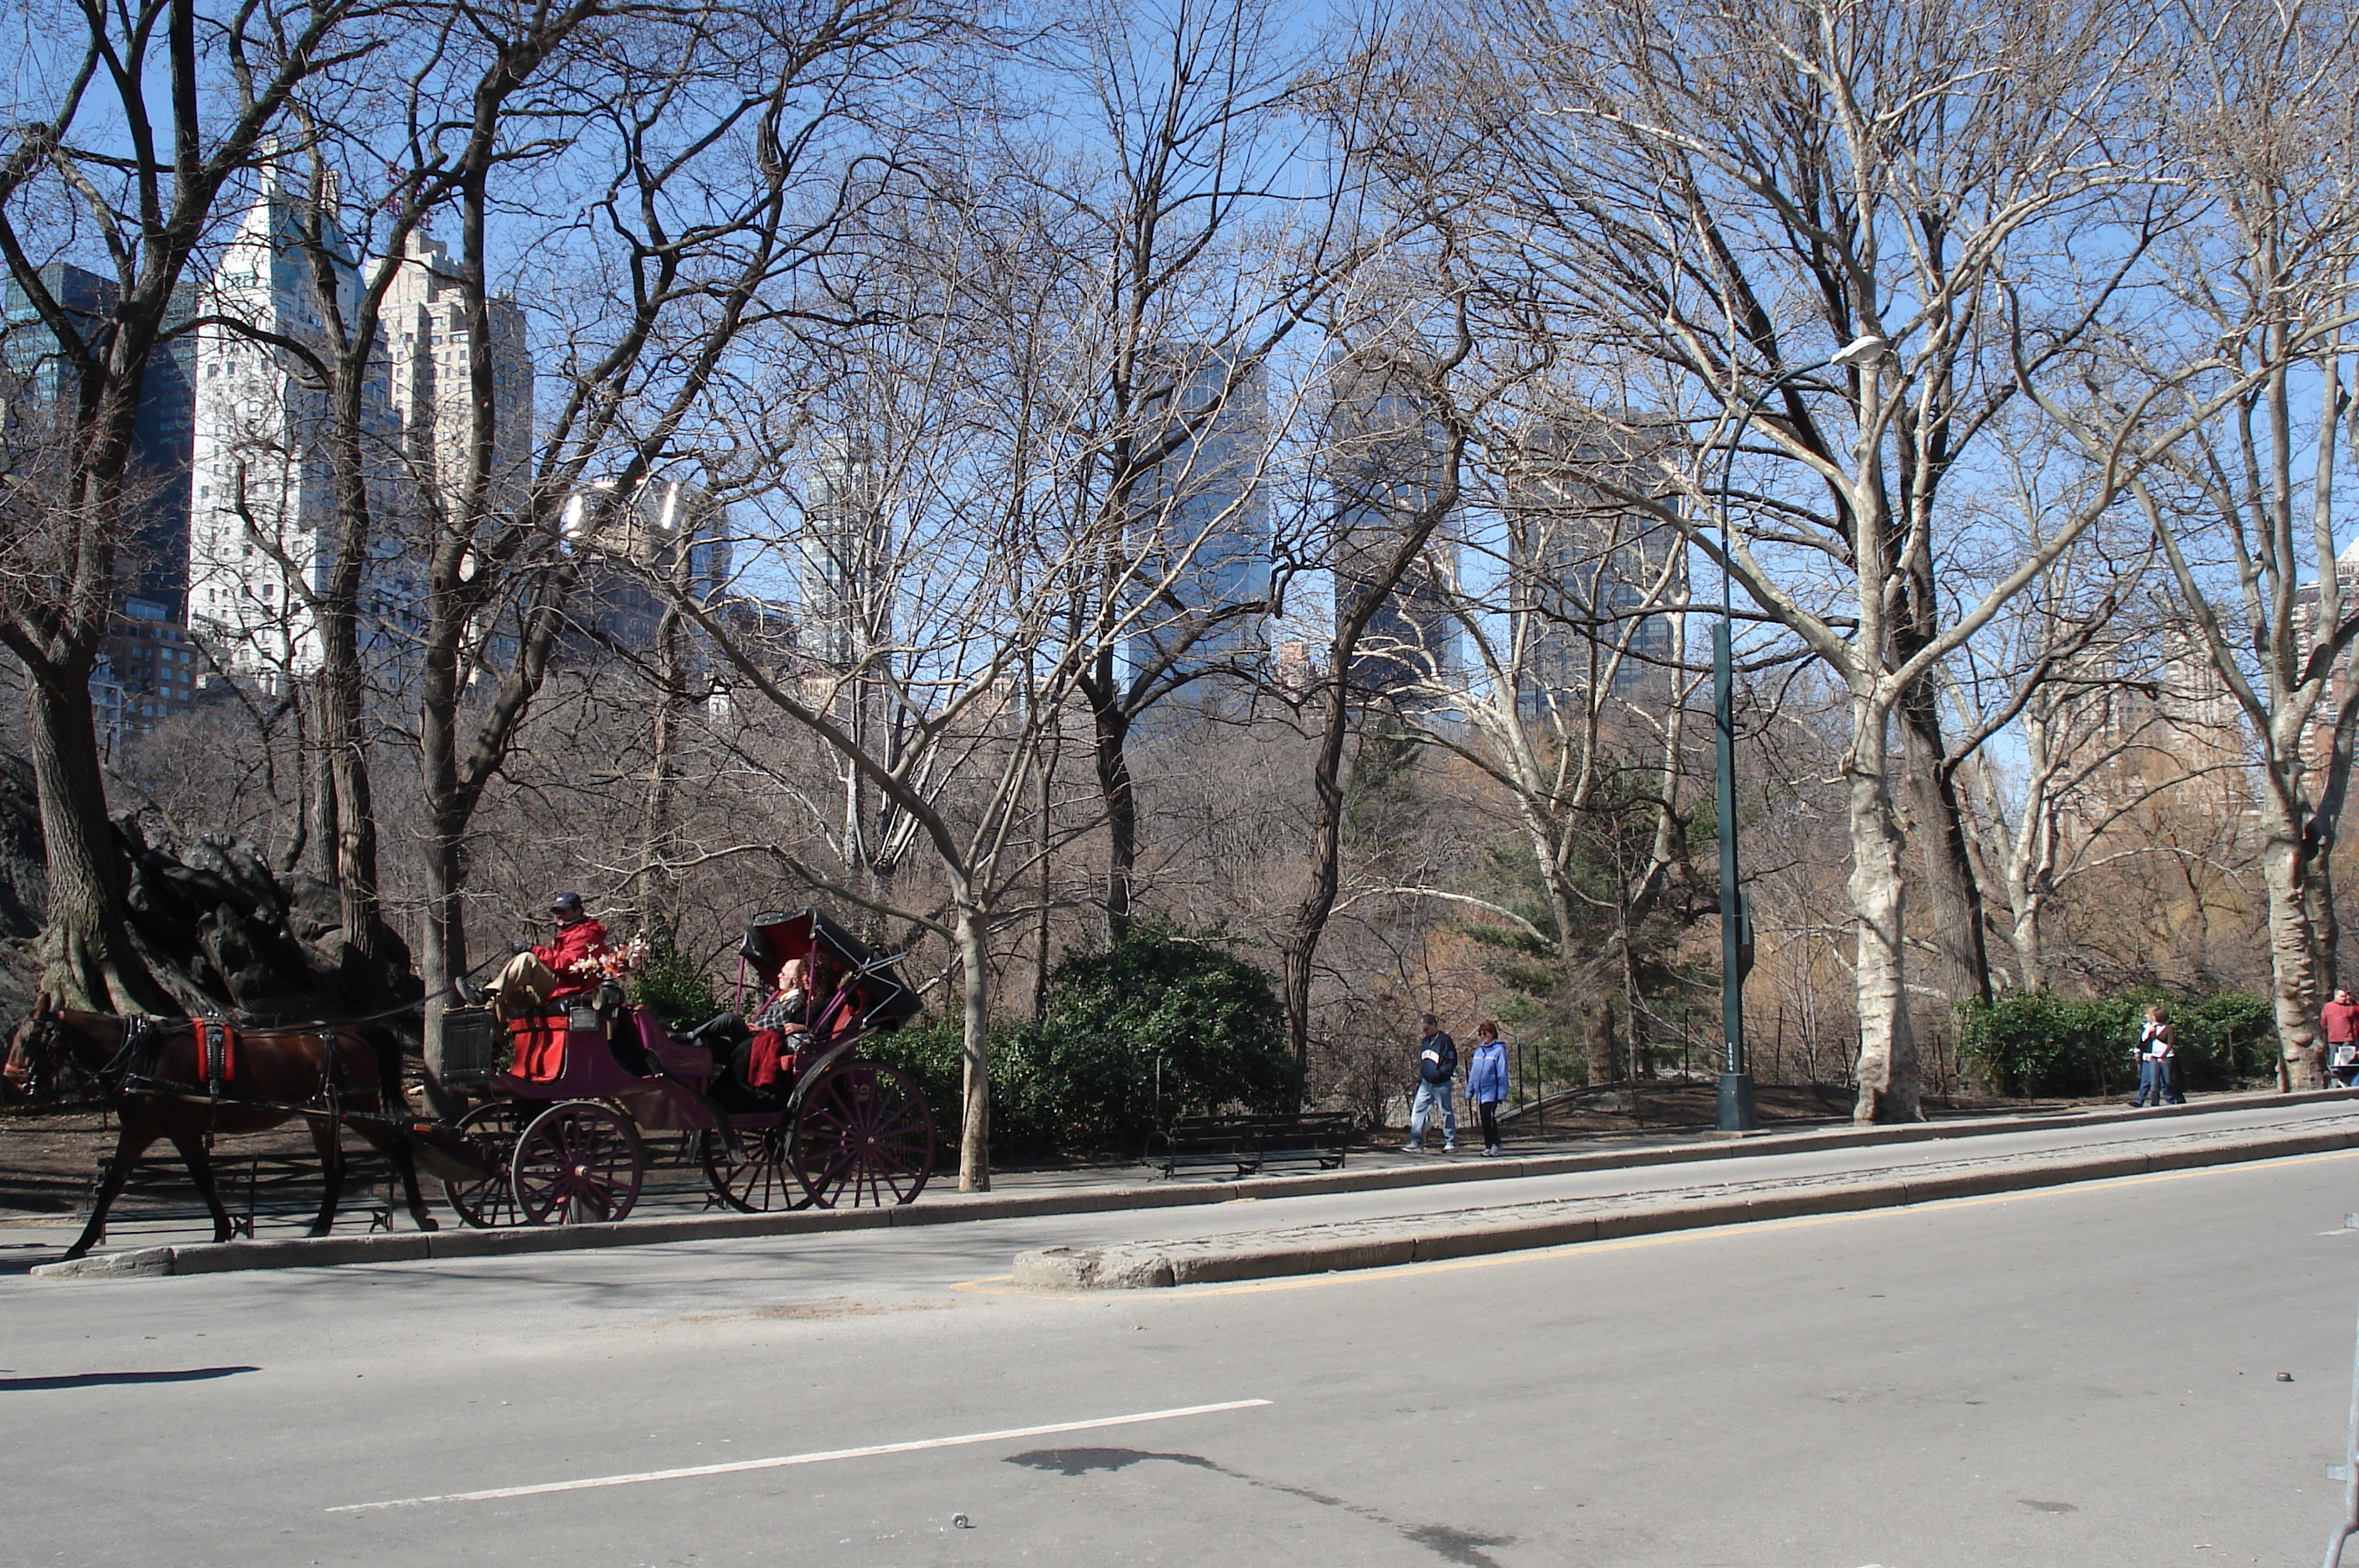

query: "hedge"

left=1956, top=988, right=2277, bottom=1097
left=862, top=922, right=1303, bottom=1158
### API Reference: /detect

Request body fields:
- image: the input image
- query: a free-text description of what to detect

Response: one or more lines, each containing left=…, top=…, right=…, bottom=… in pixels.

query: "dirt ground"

left=0, top=1106, right=330, bottom=1220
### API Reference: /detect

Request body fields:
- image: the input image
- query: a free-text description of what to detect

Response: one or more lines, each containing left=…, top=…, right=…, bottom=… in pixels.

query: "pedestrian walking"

left=1466, top=1019, right=1510, bottom=1157
left=1402, top=1014, right=1458, bottom=1153
left=2133, top=1003, right=2184, bottom=1106
left=2325, top=989, right=2359, bottom=1089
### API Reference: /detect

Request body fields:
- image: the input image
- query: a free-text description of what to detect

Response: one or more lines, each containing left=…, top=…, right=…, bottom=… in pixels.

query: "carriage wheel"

left=700, top=1113, right=810, bottom=1213
left=791, top=1062, right=933, bottom=1209
left=443, top=1102, right=526, bottom=1229
left=510, top=1101, right=643, bottom=1225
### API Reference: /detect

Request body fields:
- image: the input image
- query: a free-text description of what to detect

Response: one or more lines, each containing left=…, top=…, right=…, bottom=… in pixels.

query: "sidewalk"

left=14, top=1086, right=2357, bottom=1281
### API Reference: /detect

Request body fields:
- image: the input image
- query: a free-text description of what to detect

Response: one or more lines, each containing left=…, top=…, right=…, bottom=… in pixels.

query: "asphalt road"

left=6, top=1124, right=2359, bottom=1566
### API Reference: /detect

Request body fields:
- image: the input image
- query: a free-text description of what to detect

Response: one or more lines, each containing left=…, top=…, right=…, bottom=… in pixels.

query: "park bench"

left=1145, top=1111, right=1355, bottom=1179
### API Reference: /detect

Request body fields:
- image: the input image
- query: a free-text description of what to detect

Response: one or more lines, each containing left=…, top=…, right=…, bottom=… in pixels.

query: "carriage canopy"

left=737, top=908, right=921, bottom=1039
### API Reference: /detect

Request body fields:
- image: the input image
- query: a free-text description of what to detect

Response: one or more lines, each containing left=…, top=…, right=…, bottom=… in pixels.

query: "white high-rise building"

left=380, top=233, right=534, bottom=528
left=801, top=436, right=889, bottom=671
left=186, top=162, right=405, bottom=682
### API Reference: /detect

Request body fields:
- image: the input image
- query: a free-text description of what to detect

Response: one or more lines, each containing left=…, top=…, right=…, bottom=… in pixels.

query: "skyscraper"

left=1323, top=347, right=1458, bottom=699
left=2, top=263, right=196, bottom=617
left=561, top=477, right=730, bottom=652
left=800, top=435, right=889, bottom=672
left=186, top=161, right=406, bottom=682
left=1503, top=420, right=1684, bottom=714
left=1124, top=344, right=1272, bottom=682
left=380, top=232, right=534, bottom=530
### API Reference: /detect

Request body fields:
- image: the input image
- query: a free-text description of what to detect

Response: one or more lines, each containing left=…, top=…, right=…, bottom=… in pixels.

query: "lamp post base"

left=1716, top=1071, right=1758, bottom=1132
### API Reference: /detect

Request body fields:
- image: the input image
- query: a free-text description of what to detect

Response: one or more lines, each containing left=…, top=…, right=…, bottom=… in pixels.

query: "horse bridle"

left=3, top=1013, right=62, bottom=1101
left=5, top=1013, right=156, bottom=1104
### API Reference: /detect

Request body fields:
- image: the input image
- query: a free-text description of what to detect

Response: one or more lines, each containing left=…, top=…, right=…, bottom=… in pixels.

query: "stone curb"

left=1009, top=1123, right=2359, bottom=1289
left=27, top=1088, right=2356, bottom=1282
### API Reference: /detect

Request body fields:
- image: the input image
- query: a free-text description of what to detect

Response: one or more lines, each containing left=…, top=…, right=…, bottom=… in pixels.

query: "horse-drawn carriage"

left=436, top=907, right=937, bottom=1225
left=1, top=905, right=938, bottom=1258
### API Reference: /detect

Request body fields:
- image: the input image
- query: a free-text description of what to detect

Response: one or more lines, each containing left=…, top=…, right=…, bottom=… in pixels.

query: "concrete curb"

left=1009, top=1122, right=2359, bottom=1289
left=28, top=1088, right=2358, bottom=1282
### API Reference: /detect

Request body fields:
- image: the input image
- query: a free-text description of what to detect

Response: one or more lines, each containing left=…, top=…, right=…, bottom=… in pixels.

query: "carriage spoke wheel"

left=510, top=1101, right=643, bottom=1225
left=791, top=1062, right=933, bottom=1209
left=443, top=1102, right=525, bottom=1229
left=700, top=1113, right=809, bottom=1213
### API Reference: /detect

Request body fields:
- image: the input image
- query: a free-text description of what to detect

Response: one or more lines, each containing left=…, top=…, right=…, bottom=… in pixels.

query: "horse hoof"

left=418, top=1215, right=441, bottom=1233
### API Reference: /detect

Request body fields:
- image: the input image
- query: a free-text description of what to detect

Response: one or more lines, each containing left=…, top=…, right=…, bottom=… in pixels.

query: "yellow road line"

left=950, top=1145, right=2359, bottom=1301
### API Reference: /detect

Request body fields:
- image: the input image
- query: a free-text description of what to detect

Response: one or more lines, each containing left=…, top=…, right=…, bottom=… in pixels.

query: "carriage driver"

left=482, top=892, right=610, bottom=1019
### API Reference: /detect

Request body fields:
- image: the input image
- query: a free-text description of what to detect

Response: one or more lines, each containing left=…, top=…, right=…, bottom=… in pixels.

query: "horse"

left=3, top=992, right=441, bottom=1260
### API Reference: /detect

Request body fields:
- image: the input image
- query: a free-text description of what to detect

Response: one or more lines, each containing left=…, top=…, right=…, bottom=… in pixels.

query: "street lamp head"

left=1830, top=334, right=1892, bottom=369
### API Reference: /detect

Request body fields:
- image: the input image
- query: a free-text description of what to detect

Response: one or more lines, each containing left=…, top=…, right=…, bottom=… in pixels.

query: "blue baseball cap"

left=552, top=891, right=584, bottom=913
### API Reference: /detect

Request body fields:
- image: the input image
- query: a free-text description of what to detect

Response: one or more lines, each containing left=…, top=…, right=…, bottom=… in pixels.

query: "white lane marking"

left=327, top=1398, right=1274, bottom=1512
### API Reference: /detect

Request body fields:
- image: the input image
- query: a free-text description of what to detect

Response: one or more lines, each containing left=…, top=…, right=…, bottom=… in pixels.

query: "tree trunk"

left=1849, top=705, right=1920, bottom=1122
left=24, top=663, right=168, bottom=1014
left=955, top=901, right=993, bottom=1192
left=2260, top=798, right=2327, bottom=1089
left=1282, top=701, right=1356, bottom=1075
left=633, top=589, right=689, bottom=939
left=314, top=617, right=405, bottom=998
left=1088, top=678, right=1136, bottom=945
left=1898, top=683, right=1994, bottom=1008
left=1032, top=726, right=1053, bottom=1023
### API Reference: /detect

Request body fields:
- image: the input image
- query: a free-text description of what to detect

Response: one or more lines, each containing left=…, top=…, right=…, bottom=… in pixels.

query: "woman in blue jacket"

left=1466, top=1019, right=1510, bottom=1157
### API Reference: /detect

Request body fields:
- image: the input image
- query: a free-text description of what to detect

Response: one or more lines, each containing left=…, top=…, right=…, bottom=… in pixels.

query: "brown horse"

left=3, top=993, right=440, bottom=1259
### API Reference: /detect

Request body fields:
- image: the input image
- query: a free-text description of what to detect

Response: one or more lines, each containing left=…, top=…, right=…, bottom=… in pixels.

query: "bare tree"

left=0, top=0, right=399, bottom=1009
left=2042, top=0, right=2359, bottom=1086
left=1370, top=0, right=2220, bottom=1119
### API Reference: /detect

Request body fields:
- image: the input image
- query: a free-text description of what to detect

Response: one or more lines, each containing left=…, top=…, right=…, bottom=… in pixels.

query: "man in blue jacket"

left=1403, top=1014, right=1458, bottom=1153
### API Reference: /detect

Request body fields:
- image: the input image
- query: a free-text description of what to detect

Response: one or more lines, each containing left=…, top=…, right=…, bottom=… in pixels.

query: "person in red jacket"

left=2326, top=988, right=2359, bottom=1088
left=487, top=892, right=610, bottom=1019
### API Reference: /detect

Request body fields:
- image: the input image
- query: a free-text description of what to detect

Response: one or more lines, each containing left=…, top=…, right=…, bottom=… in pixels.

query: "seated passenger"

left=744, top=958, right=808, bottom=1088
left=486, top=892, right=609, bottom=1019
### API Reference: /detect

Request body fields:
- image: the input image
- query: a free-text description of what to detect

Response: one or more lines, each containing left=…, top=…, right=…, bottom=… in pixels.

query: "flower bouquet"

left=567, top=935, right=650, bottom=983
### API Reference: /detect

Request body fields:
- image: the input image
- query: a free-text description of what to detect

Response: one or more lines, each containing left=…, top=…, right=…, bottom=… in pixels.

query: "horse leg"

left=168, top=1130, right=237, bottom=1245
left=390, top=1137, right=440, bottom=1234
left=307, top=1116, right=346, bottom=1237
left=66, top=1122, right=159, bottom=1261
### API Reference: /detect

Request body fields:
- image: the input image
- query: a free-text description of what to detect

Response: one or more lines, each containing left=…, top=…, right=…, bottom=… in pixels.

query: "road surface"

left=3, top=1120, right=2357, bottom=1565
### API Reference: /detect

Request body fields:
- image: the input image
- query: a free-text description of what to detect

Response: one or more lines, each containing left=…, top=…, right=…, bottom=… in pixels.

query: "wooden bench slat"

left=1146, top=1112, right=1355, bottom=1179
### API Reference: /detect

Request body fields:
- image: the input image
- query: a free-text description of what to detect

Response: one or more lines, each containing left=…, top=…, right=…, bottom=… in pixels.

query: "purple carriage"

left=438, top=908, right=934, bottom=1225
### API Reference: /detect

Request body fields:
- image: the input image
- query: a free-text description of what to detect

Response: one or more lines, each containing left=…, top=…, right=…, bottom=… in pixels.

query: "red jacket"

left=2325, top=998, right=2359, bottom=1044
left=534, top=918, right=609, bottom=992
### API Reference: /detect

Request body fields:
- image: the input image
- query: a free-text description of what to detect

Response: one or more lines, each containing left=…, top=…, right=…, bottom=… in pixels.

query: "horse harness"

left=115, top=1016, right=353, bottom=1150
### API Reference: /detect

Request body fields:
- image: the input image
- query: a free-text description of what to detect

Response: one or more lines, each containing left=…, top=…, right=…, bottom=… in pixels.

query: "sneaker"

left=1399, top=1142, right=1424, bottom=1153
left=1442, top=1142, right=1458, bottom=1153
left=1485, top=1143, right=1503, bottom=1157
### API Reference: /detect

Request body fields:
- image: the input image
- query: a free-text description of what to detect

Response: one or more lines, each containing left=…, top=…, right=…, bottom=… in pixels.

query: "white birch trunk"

left=2258, top=797, right=2327, bottom=1089
left=1847, top=700, right=1920, bottom=1121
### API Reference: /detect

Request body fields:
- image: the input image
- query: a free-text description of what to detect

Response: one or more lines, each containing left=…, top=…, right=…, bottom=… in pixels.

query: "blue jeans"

left=1409, top=1079, right=1455, bottom=1145
left=2135, top=1058, right=2182, bottom=1106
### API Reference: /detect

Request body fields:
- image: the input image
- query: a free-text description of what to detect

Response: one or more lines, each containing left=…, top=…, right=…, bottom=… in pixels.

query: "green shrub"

left=863, top=921, right=1303, bottom=1158
left=1958, top=988, right=2278, bottom=1096
left=628, top=936, right=722, bottom=1033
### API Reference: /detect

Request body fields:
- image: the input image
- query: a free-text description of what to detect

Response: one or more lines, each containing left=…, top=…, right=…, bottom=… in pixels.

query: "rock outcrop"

left=0, top=750, right=420, bottom=1026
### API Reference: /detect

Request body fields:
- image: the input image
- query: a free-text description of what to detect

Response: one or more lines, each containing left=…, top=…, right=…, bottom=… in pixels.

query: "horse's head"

left=2, top=991, right=60, bottom=1103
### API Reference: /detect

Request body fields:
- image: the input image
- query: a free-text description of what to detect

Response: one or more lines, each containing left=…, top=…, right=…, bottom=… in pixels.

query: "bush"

left=864, top=921, right=1303, bottom=1158
left=1957, top=988, right=2277, bottom=1096
left=628, top=936, right=721, bottom=1033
